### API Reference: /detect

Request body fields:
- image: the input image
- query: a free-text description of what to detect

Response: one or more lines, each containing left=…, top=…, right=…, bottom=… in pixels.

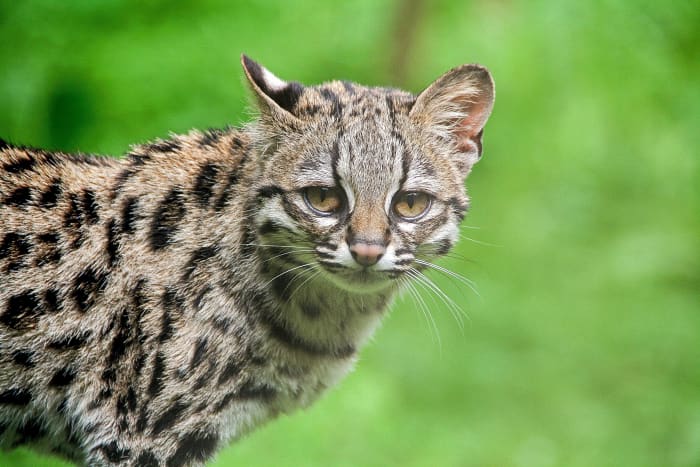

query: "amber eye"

left=303, top=186, right=343, bottom=215
left=393, top=191, right=432, bottom=220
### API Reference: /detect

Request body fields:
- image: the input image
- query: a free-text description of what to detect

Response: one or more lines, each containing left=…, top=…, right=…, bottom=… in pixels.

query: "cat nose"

left=349, top=242, right=385, bottom=267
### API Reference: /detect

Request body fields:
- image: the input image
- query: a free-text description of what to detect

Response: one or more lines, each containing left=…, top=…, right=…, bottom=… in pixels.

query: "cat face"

left=243, top=56, right=494, bottom=294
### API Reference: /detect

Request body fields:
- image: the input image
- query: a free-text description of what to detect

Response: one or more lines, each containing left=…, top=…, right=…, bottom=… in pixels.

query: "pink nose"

left=349, top=243, right=385, bottom=267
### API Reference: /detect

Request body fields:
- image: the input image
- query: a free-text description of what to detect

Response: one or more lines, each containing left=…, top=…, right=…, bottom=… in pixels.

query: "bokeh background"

left=1, top=0, right=698, bottom=465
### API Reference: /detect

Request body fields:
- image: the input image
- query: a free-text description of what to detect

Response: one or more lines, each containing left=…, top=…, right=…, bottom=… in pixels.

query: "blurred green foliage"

left=1, top=0, right=698, bottom=465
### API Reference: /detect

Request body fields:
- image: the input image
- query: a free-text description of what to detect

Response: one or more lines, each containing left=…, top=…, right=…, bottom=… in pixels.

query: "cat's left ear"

left=410, top=64, right=495, bottom=175
left=241, top=54, right=304, bottom=122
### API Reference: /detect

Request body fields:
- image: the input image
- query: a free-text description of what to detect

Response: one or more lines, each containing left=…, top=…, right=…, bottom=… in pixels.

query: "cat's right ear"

left=241, top=54, right=304, bottom=123
left=410, top=64, right=495, bottom=175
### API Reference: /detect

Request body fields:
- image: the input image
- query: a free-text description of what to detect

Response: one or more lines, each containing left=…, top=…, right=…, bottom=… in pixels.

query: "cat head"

left=242, top=55, right=494, bottom=294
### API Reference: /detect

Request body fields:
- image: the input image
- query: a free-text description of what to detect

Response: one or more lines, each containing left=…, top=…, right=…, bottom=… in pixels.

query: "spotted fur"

left=0, top=55, right=494, bottom=466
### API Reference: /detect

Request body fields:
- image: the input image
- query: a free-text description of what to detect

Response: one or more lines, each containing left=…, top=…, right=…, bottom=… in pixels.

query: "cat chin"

left=323, top=269, right=396, bottom=294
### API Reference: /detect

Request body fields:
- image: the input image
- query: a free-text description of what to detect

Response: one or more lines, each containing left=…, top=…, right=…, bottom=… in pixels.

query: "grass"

left=1, top=0, right=698, bottom=465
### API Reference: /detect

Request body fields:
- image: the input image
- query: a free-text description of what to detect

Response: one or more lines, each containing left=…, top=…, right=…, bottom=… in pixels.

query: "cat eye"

left=393, top=191, right=432, bottom=220
left=303, top=186, right=344, bottom=215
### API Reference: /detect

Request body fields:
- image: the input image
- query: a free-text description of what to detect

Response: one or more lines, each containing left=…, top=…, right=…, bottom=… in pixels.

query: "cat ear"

left=410, top=64, right=495, bottom=174
left=241, top=54, right=304, bottom=120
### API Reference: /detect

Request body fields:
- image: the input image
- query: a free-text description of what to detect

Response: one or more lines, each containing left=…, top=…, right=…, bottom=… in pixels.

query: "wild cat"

left=0, top=55, right=494, bottom=466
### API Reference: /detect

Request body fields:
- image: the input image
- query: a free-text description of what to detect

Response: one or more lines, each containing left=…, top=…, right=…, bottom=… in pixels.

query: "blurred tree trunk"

left=390, top=0, right=425, bottom=86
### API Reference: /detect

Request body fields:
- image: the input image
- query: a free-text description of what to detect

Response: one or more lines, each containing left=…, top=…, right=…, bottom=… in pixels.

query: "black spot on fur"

left=447, top=196, right=468, bottom=221
left=266, top=317, right=355, bottom=359
left=199, top=129, right=223, bottom=147
left=238, top=379, right=277, bottom=400
left=39, top=179, right=62, bottom=207
left=271, top=276, right=292, bottom=301
left=213, top=166, right=241, bottom=211
left=106, top=218, right=119, bottom=267
left=149, top=188, right=186, bottom=250
left=72, top=267, right=108, bottom=312
left=319, top=88, right=343, bottom=118
left=190, top=338, right=208, bottom=370
left=159, top=289, right=182, bottom=342
left=148, top=352, right=166, bottom=398
left=146, top=139, right=181, bottom=153
left=166, top=430, right=218, bottom=467
left=3, top=155, right=36, bottom=173
left=111, top=168, right=135, bottom=199
left=82, top=189, right=99, bottom=224
left=49, top=366, right=77, bottom=387
left=47, top=330, right=92, bottom=350
left=181, top=245, right=216, bottom=281
left=1, top=291, right=42, bottom=330
left=0, top=388, right=32, bottom=405
left=12, top=349, right=36, bottom=367
left=97, top=441, right=131, bottom=463
left=43, top=289, right=60, bottom=312
left=5, top=186, right=32, bottom=206
left=0, top=232, right=31, bottom=272
left=121, top=196, right=139, bottom=234
left=63, top=193, right=84, bottom=248
left=14, top=418, right=45, bottom=445
left=135, top=451, right=159, bottom=467
left=216, top=360, right=241, bottom=386
left=152, top=401, right=188, bottom=435
left=301, top=302, right=321, bottom=319
left=192, top=163, right=220, bottom=207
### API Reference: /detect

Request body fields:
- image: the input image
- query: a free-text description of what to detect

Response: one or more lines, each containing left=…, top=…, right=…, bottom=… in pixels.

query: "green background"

left=1, top=0, right=698, bottom=465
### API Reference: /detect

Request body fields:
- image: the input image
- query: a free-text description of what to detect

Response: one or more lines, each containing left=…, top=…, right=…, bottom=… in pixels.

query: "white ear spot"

left=263, top=68, right=287, bottom=92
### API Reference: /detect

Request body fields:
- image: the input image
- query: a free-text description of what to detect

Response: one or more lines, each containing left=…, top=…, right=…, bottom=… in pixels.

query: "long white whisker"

left=399, top=275, right=442, bottom=349
left=414, top=259, right=481, bottom=299
left=410, top=268, right=468, bottom=330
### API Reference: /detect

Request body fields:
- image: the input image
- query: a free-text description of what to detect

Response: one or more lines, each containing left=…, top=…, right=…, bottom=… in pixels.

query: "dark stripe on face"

left=165, top=430, right=218, bottom=467
left=330, top=140, right=341, bottom=185
left=447, top=197, right=468, bottom=221
left=256, top=185, right=284, bottom=201
left=39, top=179, right=62, bottom=207
left=149, top=188, right=186, bottom=250
left=192, top=163, right=220, bottom=206
left=1, top=291, right=42, bottom=330
left=5, top=186, right=32, bottom=206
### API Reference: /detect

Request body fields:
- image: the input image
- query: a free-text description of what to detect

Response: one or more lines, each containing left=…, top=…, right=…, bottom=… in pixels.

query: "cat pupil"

left=406, top=193, right=416, bottom=209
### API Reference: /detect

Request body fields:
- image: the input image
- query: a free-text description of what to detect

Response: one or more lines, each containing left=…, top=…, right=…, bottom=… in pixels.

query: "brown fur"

left=0, top=56, right=494, bottom=466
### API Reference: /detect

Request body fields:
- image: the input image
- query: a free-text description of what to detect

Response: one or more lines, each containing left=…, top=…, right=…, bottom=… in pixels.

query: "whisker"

left=413, top=259, right=480, bottom=299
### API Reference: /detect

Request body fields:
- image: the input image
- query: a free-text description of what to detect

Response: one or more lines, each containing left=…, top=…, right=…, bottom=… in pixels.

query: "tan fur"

left=0, top=56, right=494, bottom=466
